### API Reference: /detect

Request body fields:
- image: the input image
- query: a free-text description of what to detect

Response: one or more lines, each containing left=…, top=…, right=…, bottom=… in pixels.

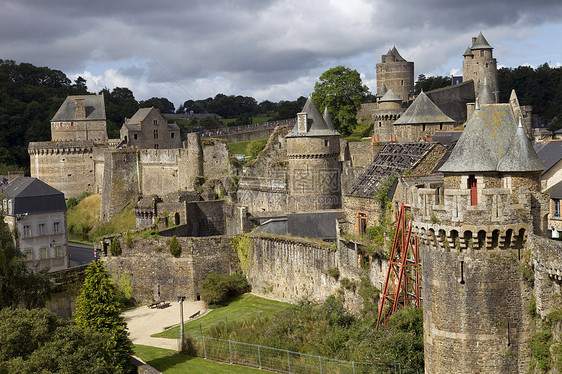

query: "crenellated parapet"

left=28, top=140, right=94, bottom=155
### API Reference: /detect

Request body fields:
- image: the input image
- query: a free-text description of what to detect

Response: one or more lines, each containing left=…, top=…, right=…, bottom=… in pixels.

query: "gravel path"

left=124, top=300, right=206, bottom=350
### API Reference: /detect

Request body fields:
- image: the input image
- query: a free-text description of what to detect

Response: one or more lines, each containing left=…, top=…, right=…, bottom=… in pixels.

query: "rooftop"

left=51, top=94, right=106, bottom=122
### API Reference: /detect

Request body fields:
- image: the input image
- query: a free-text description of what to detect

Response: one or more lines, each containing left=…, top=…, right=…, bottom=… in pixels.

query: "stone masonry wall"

left=102, top=236, right=237, bottom=303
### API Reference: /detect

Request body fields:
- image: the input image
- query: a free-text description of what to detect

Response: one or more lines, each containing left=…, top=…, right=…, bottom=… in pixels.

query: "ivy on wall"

left=231, top=234, right=252, bottom=274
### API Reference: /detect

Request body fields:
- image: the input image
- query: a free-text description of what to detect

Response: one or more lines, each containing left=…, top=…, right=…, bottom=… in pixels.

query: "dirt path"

left=124, top=300, right=206, bottom=350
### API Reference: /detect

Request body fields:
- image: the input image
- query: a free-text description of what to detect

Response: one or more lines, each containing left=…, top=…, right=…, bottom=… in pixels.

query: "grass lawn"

left=153, top=293, right=288, bottom=339
left=134, top=345, right=268, bottom=374
left=226, top=137, right=269, bottom=156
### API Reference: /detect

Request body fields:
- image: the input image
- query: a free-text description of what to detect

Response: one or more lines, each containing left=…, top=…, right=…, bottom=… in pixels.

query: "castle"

left=31, top=32, right=562, bottom=373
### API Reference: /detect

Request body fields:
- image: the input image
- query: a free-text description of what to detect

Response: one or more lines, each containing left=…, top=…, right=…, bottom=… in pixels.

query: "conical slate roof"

left=463, top=46, right=474, bottom=56
left=286, top=97, right=340, bottom=137
left=390, top=46, right=406, bottom=61
left=377, top=83, right=388, bottom=97
left=379, top=89, right=402, bottom=102
left=497, top=118, right=545, bottom=172
left=393, top=92, right=455, bottom=125
left=471, top=32, right=493, bottom=50
left=478, top=77, right=495, bottom=104
left=439, top=103, right=542, bottom=173
left=323, top=106, right=336, bottom=131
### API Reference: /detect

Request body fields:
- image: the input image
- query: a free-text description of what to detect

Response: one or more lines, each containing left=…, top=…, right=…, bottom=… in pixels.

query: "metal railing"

left=182, top=334, right=374, bottom=374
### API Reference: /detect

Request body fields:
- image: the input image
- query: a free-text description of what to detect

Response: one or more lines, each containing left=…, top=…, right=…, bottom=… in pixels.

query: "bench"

left=148, top=300, right=170, bottom=309
left=189, top=311, right=200, bottom=319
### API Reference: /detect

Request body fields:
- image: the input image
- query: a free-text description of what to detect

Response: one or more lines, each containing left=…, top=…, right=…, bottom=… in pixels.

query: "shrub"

left=199, top=272, right=250, bottom=306
left=328, top=267, right=340, bottom=279
left=125, top=231, right=133, bottom=248
left=169, top=236, right=181, bottom=257
left=340, top=277, right=356, bottom=292
left=109, top=238, right=122, bottom=256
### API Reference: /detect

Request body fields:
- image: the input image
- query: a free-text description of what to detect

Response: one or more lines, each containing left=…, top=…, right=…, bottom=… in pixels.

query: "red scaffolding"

left=376, top=203, right=421, bottom=329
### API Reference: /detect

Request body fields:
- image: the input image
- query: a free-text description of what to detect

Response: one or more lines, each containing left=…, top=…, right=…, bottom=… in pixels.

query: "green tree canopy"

left=75, top=261, right=134, bottom=374
left=0, top=215, right=52, bottom=309
left=311, top=66, right=370, bottom=135
left=414, top=74, right=452, bottom=94
left=139, top=97, right=175, bottom=113
left=0, top=308, right=121, bottom=373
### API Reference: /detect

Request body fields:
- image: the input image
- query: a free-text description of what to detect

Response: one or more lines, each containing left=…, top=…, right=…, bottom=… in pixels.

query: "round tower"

left=376, top=46, right=414, bottom=103
left=186, top=132, right=204, bottom=189
left=413, top=104, right=544, bottom=373
left=286, top=98, right=341, bottom=212
left=463, top=32, right=498, bottom=100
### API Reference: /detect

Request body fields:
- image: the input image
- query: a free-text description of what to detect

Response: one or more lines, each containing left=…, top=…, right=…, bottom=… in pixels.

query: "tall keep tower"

left=286, top=98, right=341, bottom=212
left=376, top=47, right=414, bottom=103
left=463, top=32, right=498, bottom=100
left=411, top=101, right=544, bottom=373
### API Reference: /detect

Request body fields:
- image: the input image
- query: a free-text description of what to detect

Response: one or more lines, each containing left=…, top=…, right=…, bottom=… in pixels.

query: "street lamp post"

left=178, top=296, right=186, bottom=351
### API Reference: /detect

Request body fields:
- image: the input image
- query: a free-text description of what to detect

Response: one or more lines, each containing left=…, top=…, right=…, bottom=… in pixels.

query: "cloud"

left=2, top=0, right=562, bottom=105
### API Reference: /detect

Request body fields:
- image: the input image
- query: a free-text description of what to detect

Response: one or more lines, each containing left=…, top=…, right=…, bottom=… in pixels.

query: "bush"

left=328, top=267, right=340, bottom=279
left=169, top=236, right=181, bottom=257
left=110, top=238, right=122, bottom=256
left=199, top=272, right=250, bottom=306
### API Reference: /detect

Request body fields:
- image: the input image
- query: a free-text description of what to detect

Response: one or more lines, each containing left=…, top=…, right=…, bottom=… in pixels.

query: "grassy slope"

left=226, top=137, right=269, bottom=156
left=153, top=294, right=288, bottom=338
left=134, top=345, right=267, bottom=374
left=66, top=194, right=136, bottom=243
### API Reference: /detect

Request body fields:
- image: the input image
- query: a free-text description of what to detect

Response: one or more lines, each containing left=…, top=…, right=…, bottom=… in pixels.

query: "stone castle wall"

left=28, top=141, right=98, bottom=198
left=426, top=81, right=475, bottom=123
left=102, top=236, right=237, bottom=303
left=51, top=120, right=107, bottom=142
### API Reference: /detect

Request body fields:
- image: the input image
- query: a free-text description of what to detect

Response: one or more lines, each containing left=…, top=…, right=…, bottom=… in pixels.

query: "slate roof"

left=393, top=92, right=455, bottom=125
left=1, top=177, right=66, bottom=215
left=377, top=83, right=388, bottom=97
left=287, top=212, right=342, bottom=240
left=478, top=77, right=495, bottom=104
left=471, top=32, right=493, bottom=50
left=463, top=46, right=474, bottom=56
left=126, top=108, right=154, bottom=124
left=537, top=140, right=562, bottom=175
left=387, top=46, right=406, bottom=61
left=347, top=142, right=437, bottom=197
left=379, top=89, right=402, bottom=102
left=550, top=180, right=562, bottom=199
left=440, top=104, right=544, bottom=173
left=286, top=97, right=340, bottom=137
left=51, top=94, right=106, bottom=122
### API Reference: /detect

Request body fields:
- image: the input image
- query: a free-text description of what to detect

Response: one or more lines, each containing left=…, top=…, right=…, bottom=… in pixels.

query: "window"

left=171, top=132, right=175, bottom=139
left=38, top=223, right=46, bottom=235
left=23, top=225, right=31, bottom=237
left=153, top=119, right=158, bottom=126
left=468, top=175, right=477, bottom=205
left=24, top=249, right=32, bottom=260
left=480, top=50, right=484, bottom=57
left=554, top=199, right=560, bottom=218
left=55, top=246, right=62, bottom=258
left=40, top=247, right=47, bottom=259
left=134, top=134, right=138, bottom=140
left=154, top=144, right=159, bottom=149
left=357, top=212, right=368, bottom=235
left=324, top=139, right=329, bottom=147
left=154, top=130, right=158, bottom=139
left=53, top=221, right=60, bottom=233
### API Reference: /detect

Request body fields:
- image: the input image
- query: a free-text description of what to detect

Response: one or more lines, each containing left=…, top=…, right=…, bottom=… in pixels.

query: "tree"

left=169, top=235, right=181, bottom=257
left=0, top=215, right=52, bottom=309
left=75, top=261, right=134, bottom=374
left=311, top=66, right=369, bottom=135
left=414, top=75, right=451, bottom=94
left=0, top=308, right=119, bottom=373
left=110, top=237, right=122, bottom=256
left=139, top=97, right=175, bottom=113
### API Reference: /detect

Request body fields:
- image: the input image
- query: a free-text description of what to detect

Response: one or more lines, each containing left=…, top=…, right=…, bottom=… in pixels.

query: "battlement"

left=28, top=140, right=94, bottom=155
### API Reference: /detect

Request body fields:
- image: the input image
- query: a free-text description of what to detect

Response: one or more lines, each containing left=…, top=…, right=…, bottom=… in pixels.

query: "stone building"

left=409, top=100, right=545, bottom=373
left=376, top=46, right=415, bottom=102
left=286, top=98, right=342, bottom=212
left=50, top=94, right=107, bottom=142
left=392, top=91, right=456, bottom=142
left=463, top=32, right=498, bottom=99
left=0, top=177, right=69, bottom=272
left=120, top=107, right=181, bottom=149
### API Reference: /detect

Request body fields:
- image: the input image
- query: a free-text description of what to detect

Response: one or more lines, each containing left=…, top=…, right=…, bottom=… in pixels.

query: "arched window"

left=174, top=212, right=180, bottom=225
left=478, top=230, right=487, bottom=249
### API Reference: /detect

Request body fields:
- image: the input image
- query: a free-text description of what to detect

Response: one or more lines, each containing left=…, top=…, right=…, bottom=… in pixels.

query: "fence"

left=182, top=334, right=376, bottom=374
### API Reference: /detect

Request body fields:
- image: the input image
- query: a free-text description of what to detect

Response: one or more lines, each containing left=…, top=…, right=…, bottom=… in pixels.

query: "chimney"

left=8, top=171, right=25, bottom=182
left=75, top=98, right=86, bottom=119
left=471, top=37, right=476, bottom=46
left=297, top=112, right=308, bottom=134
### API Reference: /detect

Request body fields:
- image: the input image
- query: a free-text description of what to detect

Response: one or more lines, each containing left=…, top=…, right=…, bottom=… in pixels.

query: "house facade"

left=1, top=177, right=68, bottom=272
left=120, top=107, right=181, bottom=149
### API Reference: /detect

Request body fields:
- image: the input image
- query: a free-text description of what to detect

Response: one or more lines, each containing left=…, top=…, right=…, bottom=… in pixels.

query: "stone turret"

left=286, top=97, right=341, bottom=212
left=186, top=132, right=204, bottom=189
left=463, top=32, right=498, bottom=99
left=412, top=101, right=544, bottom=373
left=376, top=46, right=414, bottom=103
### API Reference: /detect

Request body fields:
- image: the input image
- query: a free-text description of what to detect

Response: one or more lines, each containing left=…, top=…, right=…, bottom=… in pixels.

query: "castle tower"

left=286, top=98, right=341, bottom=212
left=413, top=102, right=544, bottom=373
left=371, top=89, right=404, bottom=141
left=376, top=46, right=414, bottom=103
left=186, top=132, right=204, bottom=189
left=463, top=32, right=498, bottom=100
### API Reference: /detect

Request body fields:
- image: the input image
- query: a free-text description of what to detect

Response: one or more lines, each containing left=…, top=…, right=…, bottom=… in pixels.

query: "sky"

left=2, top=0, right=562, bottom=109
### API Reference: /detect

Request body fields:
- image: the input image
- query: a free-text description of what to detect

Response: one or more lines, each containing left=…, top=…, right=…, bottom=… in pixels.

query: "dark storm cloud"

left=1, top=0, right=561, bottom=102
